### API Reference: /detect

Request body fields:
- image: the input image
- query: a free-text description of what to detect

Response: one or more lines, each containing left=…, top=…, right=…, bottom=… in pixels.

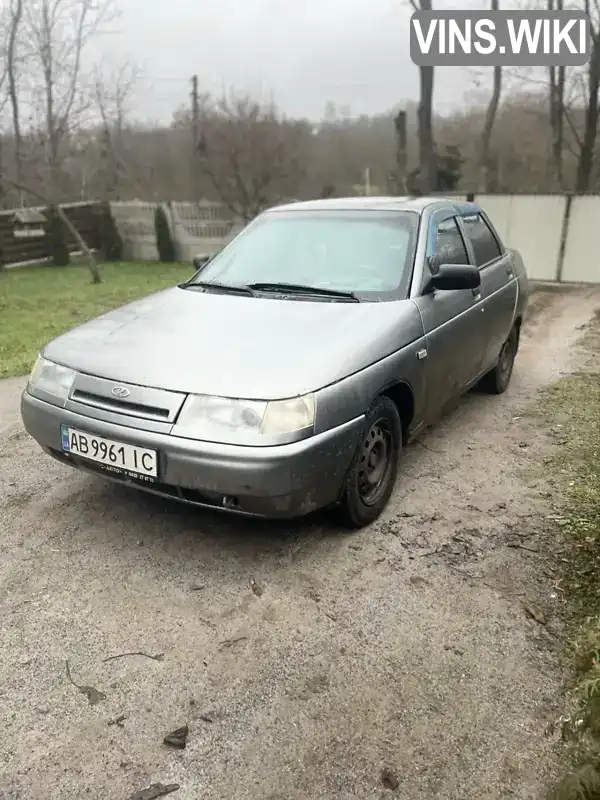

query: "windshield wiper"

left=247, top=282, right=360, bottom=302
left=182, top=280, right=255, bottom=296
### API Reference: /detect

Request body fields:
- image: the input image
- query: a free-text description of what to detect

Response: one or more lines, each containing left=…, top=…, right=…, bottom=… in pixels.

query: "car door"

left=412, top=208, right=487, bottom=423
left=457, top=211, right=518, bottom=373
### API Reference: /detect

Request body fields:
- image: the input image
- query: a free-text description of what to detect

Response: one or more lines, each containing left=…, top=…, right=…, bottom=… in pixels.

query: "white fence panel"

left=170, top=201, right=238, bottom=261
left=562, top=196, right=600, bottom=283
left=475, top=194, right=565, bottom=282
left=110, top=201, right=159, bottom=261
left=436, top=194, right=466, bottom=204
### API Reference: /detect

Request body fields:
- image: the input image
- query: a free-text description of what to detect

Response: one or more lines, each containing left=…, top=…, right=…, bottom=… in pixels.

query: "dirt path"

left=1, top=287, right=599, bottom=800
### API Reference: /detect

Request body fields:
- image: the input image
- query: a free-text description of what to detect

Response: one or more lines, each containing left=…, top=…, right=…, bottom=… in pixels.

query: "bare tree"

left=478, top=0, right=502, bottom=192
left=394, top=110, right=408, bottom=193
left=573, top=0, right=600, bottom=191
left=22, top=0, right=117, bottom=199
left=93, top=63, right=139, bottom=200
left=547, top=0, right=566, bottom=187
left=196, top=93, right=307, bottom=221
left=6, top=0, right=24, bottom=201
left=409, top=0, right=436, bottom=194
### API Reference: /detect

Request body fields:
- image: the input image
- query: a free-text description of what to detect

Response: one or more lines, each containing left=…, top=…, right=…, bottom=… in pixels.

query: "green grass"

left=537, top=314, right=600, bottom=800
left=0, top=261, right=192, bottom=379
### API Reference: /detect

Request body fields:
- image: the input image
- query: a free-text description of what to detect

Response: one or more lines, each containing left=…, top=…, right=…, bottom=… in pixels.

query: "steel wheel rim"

left=357, top=417, right=394, bottom=506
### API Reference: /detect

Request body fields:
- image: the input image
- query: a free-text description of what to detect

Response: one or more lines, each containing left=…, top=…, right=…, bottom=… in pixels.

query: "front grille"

left=67, top=374, right=187, bottom=424
left=71, top=389, right=170, bottom=420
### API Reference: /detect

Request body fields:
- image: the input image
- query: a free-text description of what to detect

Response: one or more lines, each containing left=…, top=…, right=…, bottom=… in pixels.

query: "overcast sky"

left=96, top=0, right=479, bottom=124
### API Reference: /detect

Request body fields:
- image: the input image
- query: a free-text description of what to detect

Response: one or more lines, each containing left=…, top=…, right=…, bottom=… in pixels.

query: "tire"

left=337, top=395, right=402, bottom=529
left=479, top=324, right=519, bottom=395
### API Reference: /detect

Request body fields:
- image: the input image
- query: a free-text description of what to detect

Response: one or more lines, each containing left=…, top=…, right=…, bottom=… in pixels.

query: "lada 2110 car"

left=21, top=197, right=529, bottom=528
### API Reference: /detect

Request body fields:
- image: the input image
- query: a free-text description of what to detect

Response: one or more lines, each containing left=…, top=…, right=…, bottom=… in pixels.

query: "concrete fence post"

left=555, top=194, right=572, bottom=284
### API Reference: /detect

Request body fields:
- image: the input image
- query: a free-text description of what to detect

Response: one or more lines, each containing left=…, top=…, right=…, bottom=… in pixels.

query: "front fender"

left=313, top=336, right=427, bottom=436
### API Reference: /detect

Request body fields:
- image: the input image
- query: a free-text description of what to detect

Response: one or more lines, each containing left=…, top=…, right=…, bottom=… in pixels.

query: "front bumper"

left=21, top=390, right=363, bottom=519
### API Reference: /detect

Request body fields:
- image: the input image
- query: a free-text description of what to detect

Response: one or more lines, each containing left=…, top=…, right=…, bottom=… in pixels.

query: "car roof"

left=267, top=196, right=480, bottom=215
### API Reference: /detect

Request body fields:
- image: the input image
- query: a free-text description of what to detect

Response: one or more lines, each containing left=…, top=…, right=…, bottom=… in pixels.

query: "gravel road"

left=1, top=287, right=600, bottom=800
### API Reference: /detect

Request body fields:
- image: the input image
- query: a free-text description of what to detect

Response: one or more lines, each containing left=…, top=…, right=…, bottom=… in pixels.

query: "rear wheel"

left=479, top=325, right=519, bottom=394
left=337, top=396, right=401, bottom=529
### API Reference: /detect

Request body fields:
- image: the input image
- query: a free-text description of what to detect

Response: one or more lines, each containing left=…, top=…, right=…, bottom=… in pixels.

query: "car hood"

left=44, top=287, right=423, bottom=400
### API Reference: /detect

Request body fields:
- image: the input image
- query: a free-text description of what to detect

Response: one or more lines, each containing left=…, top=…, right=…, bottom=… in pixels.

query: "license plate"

left=61, top=425, right=158, bottom=480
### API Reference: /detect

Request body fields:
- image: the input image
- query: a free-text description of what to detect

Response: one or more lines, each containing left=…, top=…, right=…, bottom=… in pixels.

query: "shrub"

left=154, top=204, right=176, bottom=262
left=97, top=201, right=123, bottom=261
left=46, top=206, right=70, bottom=267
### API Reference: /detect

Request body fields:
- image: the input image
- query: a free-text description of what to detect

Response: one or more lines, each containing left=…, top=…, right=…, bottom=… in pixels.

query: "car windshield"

left=189, top=210, right=419, bottom=299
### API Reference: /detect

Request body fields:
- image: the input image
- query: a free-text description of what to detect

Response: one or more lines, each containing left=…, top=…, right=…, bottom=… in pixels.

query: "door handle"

left=507, top=267, right=514, bottom=278
left=472, top=289, right=481, bottom=300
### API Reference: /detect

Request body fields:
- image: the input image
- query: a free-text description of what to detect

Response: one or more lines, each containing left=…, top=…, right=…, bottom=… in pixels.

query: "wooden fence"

left=0, top=201, right=103, bottom=266
left=0, top=199, right=237, bottom=268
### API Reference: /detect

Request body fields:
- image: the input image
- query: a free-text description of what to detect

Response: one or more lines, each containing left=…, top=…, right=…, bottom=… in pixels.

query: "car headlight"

left=28, top=355, right=76, bottom=401
left=175, top=393, right=316, bottom=443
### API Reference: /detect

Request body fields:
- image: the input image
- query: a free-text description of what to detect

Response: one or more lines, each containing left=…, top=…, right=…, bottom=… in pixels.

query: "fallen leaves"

left=381, top=767, right=400, bottom=790
left=523, top=603, right=547, bottom=625
left=163, top=725, right=189, bottom=750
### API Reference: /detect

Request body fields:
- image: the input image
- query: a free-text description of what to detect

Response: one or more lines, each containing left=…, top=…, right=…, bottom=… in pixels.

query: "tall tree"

left=478, top=0, right=502, bottom=192
left=6, top=0, right=24, bottom=201
left=22, top=0, right=117, bottom=200
left=196, top=93, right=307, bottom=221
left=574, top=0, right=600, bottom=192
left=394, top=110, right=408, bottom=193
left=410, top=0, right=436, bottom=194
left=547, top=0, right=566, bottom=188
left=93, top=63, right=139, bottom=201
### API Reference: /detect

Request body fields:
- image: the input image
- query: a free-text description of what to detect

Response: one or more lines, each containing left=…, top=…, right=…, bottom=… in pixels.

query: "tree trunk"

left=412, top=0, right=436, bottom=194
left=394, top=110, right=408, bottom=194
left=478, top=0, right=502, bottom=192
left=548, top=0, right=565, bottom=189
left=0, top=137, right=5, bottom=210
left=417, top=64, right=436, bottom=193
left=56, top=205, right=102, bottom=283
left=479, top=64, right=502, bottom=192
left=7, top=0, right=24, bottom=202
left=575, top=36, right=600, bottom=193
left=549, top=64, right=565, bottom=188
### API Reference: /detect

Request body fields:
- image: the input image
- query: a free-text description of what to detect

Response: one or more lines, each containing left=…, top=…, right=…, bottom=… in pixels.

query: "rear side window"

left=435, top=217, right=469, bottom=265
left=461, top=214, right=502, bottom=266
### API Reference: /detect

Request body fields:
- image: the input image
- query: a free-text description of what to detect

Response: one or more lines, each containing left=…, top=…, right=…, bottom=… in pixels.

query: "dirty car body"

left=21, top=197, right=529, bottom=526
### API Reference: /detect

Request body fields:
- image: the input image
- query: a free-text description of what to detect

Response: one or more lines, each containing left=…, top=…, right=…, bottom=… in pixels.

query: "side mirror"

left=193, top=254, right=210, bottom=270
left=430, top=263, right=481, bottom=291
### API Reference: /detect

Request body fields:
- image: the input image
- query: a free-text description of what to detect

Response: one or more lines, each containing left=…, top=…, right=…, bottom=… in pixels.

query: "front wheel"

left=479, top=325, right=519, bottom=394
left=337, top=396, right=402, bottom=529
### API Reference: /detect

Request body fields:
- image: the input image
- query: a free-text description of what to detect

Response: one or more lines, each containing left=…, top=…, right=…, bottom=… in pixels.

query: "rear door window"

left=461, top=214, right=502, bottom=267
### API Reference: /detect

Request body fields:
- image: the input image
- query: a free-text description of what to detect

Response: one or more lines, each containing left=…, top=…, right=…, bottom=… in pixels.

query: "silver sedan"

left=21, top=196, right=529, bottom=527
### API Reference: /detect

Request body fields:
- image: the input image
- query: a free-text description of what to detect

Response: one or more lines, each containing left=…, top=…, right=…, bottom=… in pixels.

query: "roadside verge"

left=537, top=311, right=600, bottom=799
